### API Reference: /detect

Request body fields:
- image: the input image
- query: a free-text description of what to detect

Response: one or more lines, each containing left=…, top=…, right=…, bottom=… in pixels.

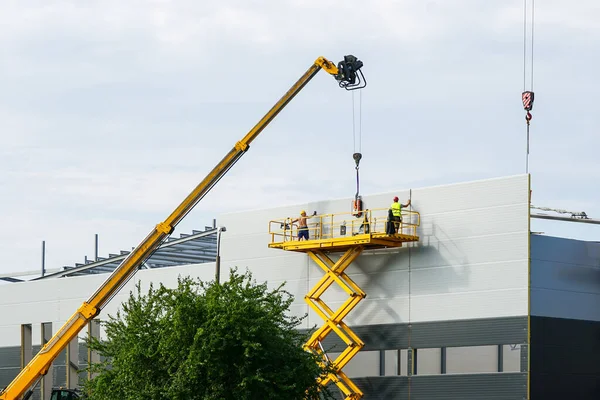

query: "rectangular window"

left=384, top=349, right=398, bottom=376
left=446, top=345, right=498, bottom=374
left=502, top=344, right=522, bottom=372
left=328, top=350, right=380, bottom=378
left=415, top=348, right=442, bottom=375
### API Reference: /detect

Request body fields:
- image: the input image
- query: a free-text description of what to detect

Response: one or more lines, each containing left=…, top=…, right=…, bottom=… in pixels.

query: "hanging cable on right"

left=522, top=0, right=535, bottom=174
left=351, top=89, right=363, bottom=218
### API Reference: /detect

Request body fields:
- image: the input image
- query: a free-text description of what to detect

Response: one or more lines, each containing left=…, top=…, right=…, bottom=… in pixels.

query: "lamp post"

left=215, top=226, right=226, bottom=283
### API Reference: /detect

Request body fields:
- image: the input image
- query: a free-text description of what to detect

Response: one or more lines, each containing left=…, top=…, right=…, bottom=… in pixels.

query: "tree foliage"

left=84, top=269, right=333, bottom=400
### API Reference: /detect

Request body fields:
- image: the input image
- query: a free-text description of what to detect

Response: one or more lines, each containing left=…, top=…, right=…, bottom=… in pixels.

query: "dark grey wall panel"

left=0, top=347, right=20, bottom=367
left=520, top=344, right=528, bottom=373
left=408, top=373, right=527, bottom=400
left=2, top=343, right=529, bottom=399
left=316, top=323, right=409, bottom=352
left=314, top=316, right=528, bottom=352
left=530, top=234, right=600, bottom=265
left=329, top=376, right=408, bottom=400
left=53, top=365, right=67, bottom=388
left=410, top=317, right=527, bottom=348
left=0, top=368, right=20, bottom=388
left=531, top=373, right=599, bottom=400
left=0, top=343, right=90, bottom=391
left=530, top=234, right=600, bottom=321
left=530, top=316, right=600, bottom=400
left=329, top=374, right=526, bottom=400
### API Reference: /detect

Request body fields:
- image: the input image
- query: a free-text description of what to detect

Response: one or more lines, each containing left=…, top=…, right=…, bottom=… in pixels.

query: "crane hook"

left=522, top=91, right=534, bottom=126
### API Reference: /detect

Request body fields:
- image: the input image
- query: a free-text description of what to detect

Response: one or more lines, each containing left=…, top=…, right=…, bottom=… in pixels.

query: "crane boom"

left=0, top=55, right=366, bottom=400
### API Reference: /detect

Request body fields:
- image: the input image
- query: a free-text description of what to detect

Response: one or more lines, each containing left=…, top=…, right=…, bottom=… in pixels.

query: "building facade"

left=1, top=174, right=598, bottom=399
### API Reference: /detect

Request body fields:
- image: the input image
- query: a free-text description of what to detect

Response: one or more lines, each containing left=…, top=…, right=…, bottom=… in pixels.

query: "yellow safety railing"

left=268, top=207, right=420, bottom=244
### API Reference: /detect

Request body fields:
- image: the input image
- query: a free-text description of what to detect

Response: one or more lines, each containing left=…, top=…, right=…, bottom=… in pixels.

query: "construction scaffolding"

left=269, top=208, right=420, bottom=399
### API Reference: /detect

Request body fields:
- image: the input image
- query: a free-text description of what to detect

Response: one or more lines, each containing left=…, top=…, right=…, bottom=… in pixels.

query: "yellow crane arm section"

left=0, top=55, right=365, bottom=400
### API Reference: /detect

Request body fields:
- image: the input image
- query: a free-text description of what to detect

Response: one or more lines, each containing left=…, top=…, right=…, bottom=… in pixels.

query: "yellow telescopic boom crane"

left=0, top=55, right=365, bottom=400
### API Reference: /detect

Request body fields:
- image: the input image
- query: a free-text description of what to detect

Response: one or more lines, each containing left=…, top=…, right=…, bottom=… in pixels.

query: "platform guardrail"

left=268, top=207, right=420, bottom=243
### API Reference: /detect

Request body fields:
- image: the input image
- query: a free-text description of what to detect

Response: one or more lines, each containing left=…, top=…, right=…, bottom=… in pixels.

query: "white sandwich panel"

left=0, top=325, right=23, bottom=347
left=409, top=260, right=527, bottom=295
left=218, top=174, right=530, bottom=324
left=305, top=297, right=411, bottom=327
left=409, top=288, right=528, bottom=322
left=408, top=232, right=529, bottom=270
left=407, top=175, right=529, bottom=214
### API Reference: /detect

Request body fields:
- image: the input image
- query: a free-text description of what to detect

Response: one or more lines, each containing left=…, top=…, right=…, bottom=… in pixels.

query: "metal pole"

left=497, top=344, right=504, bottom=372
left=531, top=214, right=600, bottom=225
left=441, top=347, right=447, bottom=374
left=41, top=241, right=46, bottom=277
left=215, top=227, right=226, bottom=283
left=413, top=348, right=418, bottom=375
left=94, top=234, right=99, bottom=260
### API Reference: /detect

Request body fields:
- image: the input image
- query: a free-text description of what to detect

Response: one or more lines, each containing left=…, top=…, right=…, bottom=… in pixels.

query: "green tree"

left=84, top=269, right=333, bottom=400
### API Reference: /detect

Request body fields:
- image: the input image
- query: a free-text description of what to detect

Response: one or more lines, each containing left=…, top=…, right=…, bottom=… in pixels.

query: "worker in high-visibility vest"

left=388, top=196, right=411, bottom=234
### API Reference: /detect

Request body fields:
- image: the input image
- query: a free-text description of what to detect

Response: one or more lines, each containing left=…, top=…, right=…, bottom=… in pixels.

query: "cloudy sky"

left=1, top=0, right=598, bottom=276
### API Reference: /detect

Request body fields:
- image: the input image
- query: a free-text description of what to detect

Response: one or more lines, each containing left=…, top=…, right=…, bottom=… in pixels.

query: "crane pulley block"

left=522, top=91, right=534, bottom=112
left=353, top=152, right=362, bottom=168
left=336, top=55, right=367, bottom=90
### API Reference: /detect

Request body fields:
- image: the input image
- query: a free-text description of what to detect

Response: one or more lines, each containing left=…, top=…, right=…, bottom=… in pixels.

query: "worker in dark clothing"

left=389, top=196, right=411, bottom=234
left=358, top=210, right=370, bottom=235
left=386, top=208, right=395, bottom=235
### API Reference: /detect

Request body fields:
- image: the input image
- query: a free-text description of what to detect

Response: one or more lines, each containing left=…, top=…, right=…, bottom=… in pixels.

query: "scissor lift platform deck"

left=268, top=231, right=419, bottom=252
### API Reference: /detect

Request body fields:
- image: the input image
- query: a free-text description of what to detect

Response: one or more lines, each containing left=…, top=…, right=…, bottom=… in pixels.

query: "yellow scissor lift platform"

left=268, top=207, right=420, bottom=399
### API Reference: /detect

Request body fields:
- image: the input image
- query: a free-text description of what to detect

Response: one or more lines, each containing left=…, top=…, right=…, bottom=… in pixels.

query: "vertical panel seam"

left=527, top=173, right=532, bottom=400
left=408, top=187, right=413, bottom=400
